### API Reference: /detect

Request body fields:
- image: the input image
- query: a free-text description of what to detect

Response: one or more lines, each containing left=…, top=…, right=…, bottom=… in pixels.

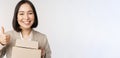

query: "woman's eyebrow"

left=18, top=10, right=33, bottom=12
left=28, top=10, right=33, bottom=12
left=18, top=11, right=24, bottom=13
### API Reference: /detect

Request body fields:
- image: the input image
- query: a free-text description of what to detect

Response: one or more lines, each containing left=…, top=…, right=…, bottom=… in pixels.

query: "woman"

left=0, top=0, right=51, bottom=58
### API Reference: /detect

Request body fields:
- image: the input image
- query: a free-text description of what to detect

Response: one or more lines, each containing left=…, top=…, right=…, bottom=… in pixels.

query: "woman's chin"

left=21, top=26, right=32, bottom=30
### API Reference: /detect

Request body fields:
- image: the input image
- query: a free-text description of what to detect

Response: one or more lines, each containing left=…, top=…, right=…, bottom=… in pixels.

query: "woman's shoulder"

left=32, top=30, right=48, bottom=42
left=6, top=30, right=14, bottom=34
left=32, top=30, right=47, bottom=37
left=6, top=30, right=19, bottom=35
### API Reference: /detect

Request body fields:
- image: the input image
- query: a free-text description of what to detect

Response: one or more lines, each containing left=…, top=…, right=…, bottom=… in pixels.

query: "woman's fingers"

left=1, top=35, right=7, bottom=44
left=6, top=35, right=10, bottom=44
left=41, top=48, right=45, bottom=56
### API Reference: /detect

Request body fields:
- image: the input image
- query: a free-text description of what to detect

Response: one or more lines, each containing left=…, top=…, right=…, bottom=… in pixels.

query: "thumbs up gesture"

left=0, top=27, right=10, bottom=45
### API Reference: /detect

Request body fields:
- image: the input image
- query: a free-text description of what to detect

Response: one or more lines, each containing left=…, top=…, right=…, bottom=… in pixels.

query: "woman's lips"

left=23, top=21, right=31, bottom=25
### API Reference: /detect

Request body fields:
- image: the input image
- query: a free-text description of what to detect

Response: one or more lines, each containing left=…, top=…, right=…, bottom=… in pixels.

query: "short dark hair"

left=12, top=0, right=38, bottom=32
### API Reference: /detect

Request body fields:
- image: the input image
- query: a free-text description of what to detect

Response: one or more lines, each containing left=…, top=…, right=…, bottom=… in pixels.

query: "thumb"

left=1, top=26, right=4, bottom=34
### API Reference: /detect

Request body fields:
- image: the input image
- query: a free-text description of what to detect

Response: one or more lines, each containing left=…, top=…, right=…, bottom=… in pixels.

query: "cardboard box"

left=15, top=39, right=38, bottom=49
left=11, top=47, right=41, bottom=58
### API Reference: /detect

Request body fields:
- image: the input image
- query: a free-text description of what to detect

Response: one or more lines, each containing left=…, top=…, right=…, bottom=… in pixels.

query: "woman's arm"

left=43, top=36, right=51, bottom=58
left=0, top=27, right=10, bottom=57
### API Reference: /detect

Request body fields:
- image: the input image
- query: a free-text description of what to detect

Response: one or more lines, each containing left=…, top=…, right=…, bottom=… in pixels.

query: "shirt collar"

left=20, top=30, right=33, bottom=41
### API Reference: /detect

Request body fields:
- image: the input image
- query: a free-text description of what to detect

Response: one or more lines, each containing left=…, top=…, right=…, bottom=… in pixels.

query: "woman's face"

left=17, top=3, right=34, bottom=30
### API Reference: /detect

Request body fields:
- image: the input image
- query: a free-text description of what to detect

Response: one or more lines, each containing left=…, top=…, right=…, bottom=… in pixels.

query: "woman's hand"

left=41, top=48, right=45, bottom=58
left=0, top=27, right=10, bottom=45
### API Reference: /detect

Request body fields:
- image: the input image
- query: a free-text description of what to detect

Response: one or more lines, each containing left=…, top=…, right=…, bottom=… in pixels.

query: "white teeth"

left=24, top=22, right=29, bottom=24
left=23, top=21, right=30, bottom=24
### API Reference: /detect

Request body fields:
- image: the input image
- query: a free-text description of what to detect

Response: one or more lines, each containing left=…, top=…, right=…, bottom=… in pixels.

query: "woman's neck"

left=21, top=29, right=32, bottom=39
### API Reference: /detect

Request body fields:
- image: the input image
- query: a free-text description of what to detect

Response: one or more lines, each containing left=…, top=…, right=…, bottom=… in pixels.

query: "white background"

left=0, top=0, right=120, bottom=58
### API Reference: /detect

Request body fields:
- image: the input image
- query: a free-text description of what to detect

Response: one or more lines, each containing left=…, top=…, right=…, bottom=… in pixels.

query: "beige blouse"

left=0, top=30, right=51, bottom=58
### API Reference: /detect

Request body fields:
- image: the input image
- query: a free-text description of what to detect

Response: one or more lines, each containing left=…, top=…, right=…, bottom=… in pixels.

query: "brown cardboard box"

left=11, top=39, right=41, bottom=58
left=11, top=47, right=41, bottom=58
left=15, top=39, right=38, bottom=49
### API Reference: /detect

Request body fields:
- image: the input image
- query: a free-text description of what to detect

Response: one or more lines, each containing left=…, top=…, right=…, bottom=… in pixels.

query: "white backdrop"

left=0, top=0, right=120, bottom=58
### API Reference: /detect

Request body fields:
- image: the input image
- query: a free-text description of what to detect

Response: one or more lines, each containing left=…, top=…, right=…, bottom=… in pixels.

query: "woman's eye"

left=19, top=13, right=24, bottom=15
left=29, top=12, right=33, bottom=15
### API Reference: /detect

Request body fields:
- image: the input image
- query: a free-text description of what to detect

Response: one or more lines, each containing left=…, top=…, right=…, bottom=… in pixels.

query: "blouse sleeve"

left=43, top=35, right=51, bottom=58
left=0, top=44, right=7, bottom=57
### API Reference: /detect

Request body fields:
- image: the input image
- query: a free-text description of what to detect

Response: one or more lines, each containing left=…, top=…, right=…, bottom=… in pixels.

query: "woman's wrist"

left=0, top=42, right=5, bottom=46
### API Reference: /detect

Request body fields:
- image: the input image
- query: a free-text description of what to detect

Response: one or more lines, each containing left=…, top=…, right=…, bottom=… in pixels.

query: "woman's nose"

left=23, top=14, right=29, bottom=20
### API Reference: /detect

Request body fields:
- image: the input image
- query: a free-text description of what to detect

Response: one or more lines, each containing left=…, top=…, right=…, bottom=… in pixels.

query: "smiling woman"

left=0, top=0, right=51, bottom=58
